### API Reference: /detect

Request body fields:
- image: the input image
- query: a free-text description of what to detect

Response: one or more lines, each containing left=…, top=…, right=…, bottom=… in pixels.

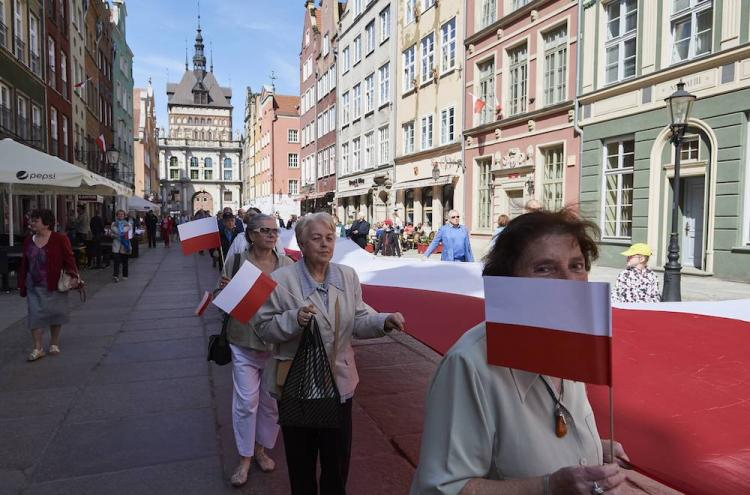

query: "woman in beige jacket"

left=254, top=212, right=405, bottom=495
left=218, top=214, right=293, bottom=487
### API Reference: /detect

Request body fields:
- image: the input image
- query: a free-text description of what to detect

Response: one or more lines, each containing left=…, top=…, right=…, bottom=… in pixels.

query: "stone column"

left=432, top=185, right=444, bottom=226
left=413, top=188, right=423, bottom=226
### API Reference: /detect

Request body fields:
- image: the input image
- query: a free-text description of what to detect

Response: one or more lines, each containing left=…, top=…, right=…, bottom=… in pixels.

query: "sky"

left=126, top=0, right=303, bottom=136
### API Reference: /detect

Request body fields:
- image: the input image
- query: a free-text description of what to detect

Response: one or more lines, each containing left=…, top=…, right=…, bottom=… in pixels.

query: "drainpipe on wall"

left=461, top=0, right=468, bottom=225
left=574, top=0, right=585, bottom=208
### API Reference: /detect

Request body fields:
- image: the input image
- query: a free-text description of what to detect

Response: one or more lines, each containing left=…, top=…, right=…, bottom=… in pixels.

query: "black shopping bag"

left=207, top=314, right=231, bottom=366
left=278, top=316, right=342, bottom=428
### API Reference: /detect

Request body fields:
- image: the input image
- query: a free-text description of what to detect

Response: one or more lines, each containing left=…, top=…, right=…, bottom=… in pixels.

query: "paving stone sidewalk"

left=0, top=245, right=680, bottom=494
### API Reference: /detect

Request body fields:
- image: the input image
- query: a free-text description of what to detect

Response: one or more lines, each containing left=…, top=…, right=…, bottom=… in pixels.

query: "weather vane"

left=270, top=71, right=277, bottom=91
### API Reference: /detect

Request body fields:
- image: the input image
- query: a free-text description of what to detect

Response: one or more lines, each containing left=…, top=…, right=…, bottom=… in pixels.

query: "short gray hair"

left=245, top=213, right=275, bottom=245
left=295, top=212, right=336, bottom=245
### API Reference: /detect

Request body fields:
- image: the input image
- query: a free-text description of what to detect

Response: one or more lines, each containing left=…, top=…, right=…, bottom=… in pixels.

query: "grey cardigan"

left=253, top=261, right=390, bottom=399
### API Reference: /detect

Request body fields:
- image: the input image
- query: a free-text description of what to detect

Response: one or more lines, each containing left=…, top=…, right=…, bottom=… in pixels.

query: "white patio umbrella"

left=0, top=138, right=132, bottom=245
left=126, top=195, right=160, bottom=211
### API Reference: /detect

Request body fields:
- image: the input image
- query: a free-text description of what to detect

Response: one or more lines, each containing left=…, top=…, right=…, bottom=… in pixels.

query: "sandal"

left=48, top=345, right=60, bottom=355
left=230, top=464, right=250, bottom=487
left=254, top=449, right=276, bottom=473
left=27, top=349, right=46, bottom=362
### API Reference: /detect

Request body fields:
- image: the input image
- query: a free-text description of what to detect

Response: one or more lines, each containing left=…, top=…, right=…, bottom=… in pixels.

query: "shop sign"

left=77, top=195, right=103, bottom=202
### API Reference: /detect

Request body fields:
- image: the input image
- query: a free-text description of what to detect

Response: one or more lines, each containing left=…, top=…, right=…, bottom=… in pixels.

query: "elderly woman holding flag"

left=217, top=214, right=293, bottom=487
left=254, top=212, right=406, bottom=495
left=411, top=209, right=630, bottom=495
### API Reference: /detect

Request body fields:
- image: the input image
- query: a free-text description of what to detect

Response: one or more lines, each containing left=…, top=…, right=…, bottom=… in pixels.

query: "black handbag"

left=206, top=254, right=242, bottom=366
left=278, top=316, right=342, bottom=429
left=207, top=314, right=231, bottom=365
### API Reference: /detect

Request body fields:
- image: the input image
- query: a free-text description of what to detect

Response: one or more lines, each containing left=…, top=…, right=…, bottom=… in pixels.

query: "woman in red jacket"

left=19, top=209, right=80, bottom=361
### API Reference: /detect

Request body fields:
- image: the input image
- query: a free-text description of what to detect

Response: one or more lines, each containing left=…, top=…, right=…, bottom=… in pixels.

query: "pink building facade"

left=299, top=2, right=319, bottom=213
left=463, top=0, right=579, bottom=240
left=254, top=86, right=301, bottom=219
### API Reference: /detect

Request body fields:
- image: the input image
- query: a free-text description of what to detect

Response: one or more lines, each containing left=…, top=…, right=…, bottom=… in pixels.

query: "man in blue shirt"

left=422, top=210, right=474, bottom=262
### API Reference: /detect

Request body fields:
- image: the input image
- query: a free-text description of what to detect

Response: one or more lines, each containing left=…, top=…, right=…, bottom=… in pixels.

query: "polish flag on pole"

left=96, top=134, right=106, bottom=153
left=177, top=217, right=221, bottom=256
left=195, top=290, right=213, bottom=316
left=483, top=277, right=612, bottom=385
left=469, top=92, right=486, bottom=114
left=212, top=261, right=277, bottom=323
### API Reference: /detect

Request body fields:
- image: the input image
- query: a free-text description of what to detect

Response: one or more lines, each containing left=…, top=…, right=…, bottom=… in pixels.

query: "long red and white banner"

left=212, top=260, right=277, bottom=323
left=177, top=217, right=221, bottom=256
left=484, top=277, right=612, bottom=385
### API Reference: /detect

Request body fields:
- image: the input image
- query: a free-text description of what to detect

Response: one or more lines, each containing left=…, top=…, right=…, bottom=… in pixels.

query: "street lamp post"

left=105, top=144, right=120, bottom=220
left=662, top=81, right=696, bottom=302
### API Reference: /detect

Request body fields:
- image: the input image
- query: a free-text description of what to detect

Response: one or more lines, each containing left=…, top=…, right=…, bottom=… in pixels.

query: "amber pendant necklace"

left=540, top=377, right=567, bottom=438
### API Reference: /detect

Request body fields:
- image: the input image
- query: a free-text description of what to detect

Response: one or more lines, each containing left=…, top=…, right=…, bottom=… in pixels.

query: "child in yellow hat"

left=612, top=243, right=661, bottom=303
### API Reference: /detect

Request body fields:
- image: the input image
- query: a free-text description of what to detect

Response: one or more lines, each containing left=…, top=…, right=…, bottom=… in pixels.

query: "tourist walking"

left=19, top=209, right=80, bottom=361
left=89, top=211, right=105, bottom=268
left=255, top=212, right=405, bottom=495
left=348, top=213, right=370, bottom=249
left=218, top=214, right=293, bottom=487
left=160, top=214, right=171, bottom=248
left=111, top=210, right=132, bottom=282
left=145, top=211, right=158, bottom=248
left=422, top=210, right=474, bottom=262
left=75, top=204, right=90, bottom=245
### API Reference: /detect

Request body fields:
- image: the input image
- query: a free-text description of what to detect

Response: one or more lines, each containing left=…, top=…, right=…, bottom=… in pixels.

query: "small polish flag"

left=74, top=76, right=92, bottom=89
left=96, top=134, right=106, bottom=153
left=212, top=261, right=277, bottom=324
left=470, top=92, right=486, bottom=114
left=484, top=277, right=612, bottom=385
left=195, top=290, right=213, bottom=316
left=177, top=217, right=221, bottom=256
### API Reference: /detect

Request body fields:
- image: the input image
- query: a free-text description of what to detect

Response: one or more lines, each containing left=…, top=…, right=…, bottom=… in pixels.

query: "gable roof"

left=166, top=70, right=232, bottom=109
left=275, top=95, right=300, bottom=116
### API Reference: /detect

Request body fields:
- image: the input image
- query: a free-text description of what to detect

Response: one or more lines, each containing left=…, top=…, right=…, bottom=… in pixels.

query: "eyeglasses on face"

left=450, top=215, right=460, bottom=219
left=252, top=227, right=280, bottom=236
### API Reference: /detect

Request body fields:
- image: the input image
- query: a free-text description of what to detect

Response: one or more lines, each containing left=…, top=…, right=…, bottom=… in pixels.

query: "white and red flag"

left=195, top=290, right=213, bottom=316
left=483, top=276, right=612, bottom=385
left=177, top=217, right=221, bottom=256
left=96, top=134, right=106, bottom=153
left=212, top=261, right=277, bottom=324
left=469, top=92, right=486, bottom=114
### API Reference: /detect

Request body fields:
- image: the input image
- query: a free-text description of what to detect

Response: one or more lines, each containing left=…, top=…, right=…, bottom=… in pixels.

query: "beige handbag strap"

left=331, top=296, right=340, bottom=375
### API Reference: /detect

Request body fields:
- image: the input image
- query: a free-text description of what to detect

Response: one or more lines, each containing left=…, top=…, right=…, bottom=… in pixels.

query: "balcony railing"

left=14, top=36, right=26, bottom=65
left=30, top=53, right=41, bottom=77
left=16, top=116, right=28, bottom=140
left=0, top=106, right=11, bottom=130
left=0, top=21, right=7, bottom=49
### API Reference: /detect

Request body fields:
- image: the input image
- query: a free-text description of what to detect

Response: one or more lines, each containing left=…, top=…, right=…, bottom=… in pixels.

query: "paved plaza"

left=0, top=244, right=725, bottom=493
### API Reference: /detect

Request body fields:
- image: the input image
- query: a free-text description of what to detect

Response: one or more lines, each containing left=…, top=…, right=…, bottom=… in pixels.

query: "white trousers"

left=229, top=344, right=280, bottom=457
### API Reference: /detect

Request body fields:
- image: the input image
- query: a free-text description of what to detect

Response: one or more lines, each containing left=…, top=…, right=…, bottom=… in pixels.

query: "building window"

left=223, top=190, right=232, bottom=202
left=352, top=0, right=363, bottom=16
left=342, top=91, right=350, bottom=125
left=322, top=34, right=329, bottom=56
left=204, top=157, right=213, bottom=180
left=288, top=180, right=298, bottom=196
left=49, top=106, right=58, bottom=153
left=602, top=138, right=635, bottom=238
left=543, top=26, right=567, bottom=106
left=365, top=21, right=375, bottom=54
left=341, top=142, right=349, bottom=174
left=403, top=121, right=415, bottom=154
left=353, top=84, right=362, bottom=119
left=353, top=35, right=362, bottom=64
left=508, top=44, right=528, bottom=116
left=440, top=18, right=456, bottom=73
left=477, top=59, right=495, bottom=125
left=0, top=84, right=9, bottom=130
left=189, top=156, right=199, bottom=179
left=29, top=13, right=40, bottom=75
left=364, top=74, right=374, bottom=113
left=169, top=156, right=179, bottom=180
left=342, top=46, right=350, bottom=72
left=288, top=129, right=298, bottom=143
left=476, top=158, right=493, bottom=230
left=405, top=0, right=416, bottom=25
left=352, top=137, right=361, bottom=172
left=479, top=0, right=496, bottom=29
left=403, top=46, right=416, bottom=92
left=61, top=117, right=68, bottom=160
left=31, top=104, right=40, bottom=142
left=420, top=114, right=433, bottom=150
left=512, top=0, right=531, bottom=10
left=605, top=0, right=637, bottom=84
left=378, top=125, right=389, bottom=164
left=47, top=37, right=56, bottom=86
left=223, top=158, right=232, bottom=180
left=420, top=33, right=435, bottom=84
left=440, top=107, right=455, bottom=145
left=379, top=6, right=390, bottom=42
left=364, top=131, right=374, bottom=168
left=288, top=153, right=299, bottom=168
left=378, top=63, right=390, bottom=105
left=680, top=136, right=699, bottom=161
left=16, top=95, right=27, bottom=140
left=542, top=146, right=564, bottom=210
left=671, top=0, right=712, bottom=64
